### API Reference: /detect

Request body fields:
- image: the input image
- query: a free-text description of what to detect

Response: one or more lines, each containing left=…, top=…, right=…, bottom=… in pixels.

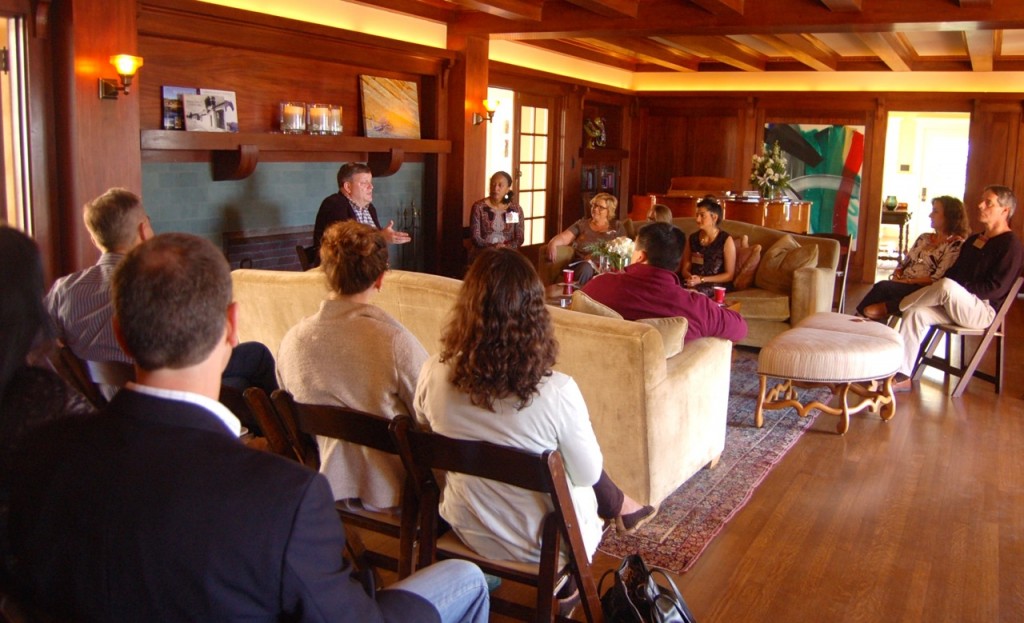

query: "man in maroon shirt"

left=582, top=222, right=748, bottom=342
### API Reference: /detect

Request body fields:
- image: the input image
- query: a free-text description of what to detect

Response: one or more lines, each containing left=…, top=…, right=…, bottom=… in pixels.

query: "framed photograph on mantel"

left=183, top=89, right=239, bottom=132
left=359, top=75, right=421, bottom=139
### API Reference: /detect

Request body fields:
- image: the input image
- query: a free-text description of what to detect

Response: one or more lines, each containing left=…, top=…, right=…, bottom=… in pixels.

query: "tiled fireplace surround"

left=142, top=161, right=426, bottom=271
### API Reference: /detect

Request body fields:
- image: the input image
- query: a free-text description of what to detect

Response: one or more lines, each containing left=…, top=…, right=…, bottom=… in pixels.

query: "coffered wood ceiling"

left=358, top=0, right=1024, bottom=73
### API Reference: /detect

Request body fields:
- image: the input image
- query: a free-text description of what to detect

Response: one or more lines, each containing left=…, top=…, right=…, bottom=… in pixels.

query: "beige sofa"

left=672, top=217, right=838, bottom=348
left=539, top=219, right=839, bottom=348
left=231, top=268, right=733, bottom=506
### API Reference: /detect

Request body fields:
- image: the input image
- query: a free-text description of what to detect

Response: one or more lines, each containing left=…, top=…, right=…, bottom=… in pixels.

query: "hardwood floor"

left=587, top=284, right=1024, bottom=622
left=372, top=283, right=1023, bottom=622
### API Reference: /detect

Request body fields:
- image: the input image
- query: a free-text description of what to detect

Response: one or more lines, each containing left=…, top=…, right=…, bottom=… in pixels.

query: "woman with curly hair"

left=414, top=248, right=655, bottom=567
left=277, top=221, right=428, bottom=512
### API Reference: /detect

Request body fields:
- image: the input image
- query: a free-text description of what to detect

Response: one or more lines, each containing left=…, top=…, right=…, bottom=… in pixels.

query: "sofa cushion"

left=755, top=234, right=819, bottom=294
left=725, top=288, right=790, bottom=321
left=570, top=290, right=624, bottom=319
left=733, top=240, right=762, bottom=290
left=637, top=316, right=687, bottom=358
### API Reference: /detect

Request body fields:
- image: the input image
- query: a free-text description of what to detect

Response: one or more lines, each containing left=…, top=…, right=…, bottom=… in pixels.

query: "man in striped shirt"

left=45, top=188, right=278, bottom=407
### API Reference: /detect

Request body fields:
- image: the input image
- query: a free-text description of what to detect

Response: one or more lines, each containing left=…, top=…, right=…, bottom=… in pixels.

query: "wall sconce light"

left=99, top=54, right=144, bottom=100
left=472, top=99, right=499, bottom=125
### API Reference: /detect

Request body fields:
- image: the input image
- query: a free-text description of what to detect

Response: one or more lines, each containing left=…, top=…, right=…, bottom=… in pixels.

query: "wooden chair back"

left=268, top=390, right=321, bottom=469
left=391, top=415, right=603, bottom=622
left=272, top=391, right=417, bottom=578
left=49, top=345, right=134, bottom=410
left=913, top=275, right=1023, bottom=397
left=242, top=387, right=301, bottom=462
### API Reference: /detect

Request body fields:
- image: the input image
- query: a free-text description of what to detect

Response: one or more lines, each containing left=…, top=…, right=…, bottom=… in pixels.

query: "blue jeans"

left=384, top=559, right=489, bottom=623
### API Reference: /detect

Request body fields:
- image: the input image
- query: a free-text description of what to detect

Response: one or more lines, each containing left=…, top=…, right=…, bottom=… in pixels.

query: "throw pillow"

left=755, top=234, right=819, bottom=294
left=570, top=291, right=624, bottom=319
left=636, top=316, right=688, bottom=358
left=733, top=243, right=763, bottom=290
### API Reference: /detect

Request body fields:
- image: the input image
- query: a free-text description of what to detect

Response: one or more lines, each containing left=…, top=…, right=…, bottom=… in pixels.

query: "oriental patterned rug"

left=597, top=348, right=832, bottom=574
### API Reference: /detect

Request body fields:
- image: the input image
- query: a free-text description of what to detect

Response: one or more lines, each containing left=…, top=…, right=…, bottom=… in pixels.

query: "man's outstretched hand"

left=381, top=220, right=411, bottom=244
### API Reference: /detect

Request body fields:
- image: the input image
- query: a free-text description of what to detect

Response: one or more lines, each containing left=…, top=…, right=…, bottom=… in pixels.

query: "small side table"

left=881, top=209, right=912, bottom=263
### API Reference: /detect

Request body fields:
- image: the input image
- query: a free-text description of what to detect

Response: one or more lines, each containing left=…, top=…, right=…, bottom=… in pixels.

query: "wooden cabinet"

left=580, top=99, right=629, bottom=215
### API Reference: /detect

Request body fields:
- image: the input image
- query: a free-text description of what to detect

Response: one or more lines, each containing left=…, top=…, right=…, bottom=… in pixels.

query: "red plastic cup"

left=713, top=286, right=726, bottom=303
left=562, top=269, right=574, bottom=284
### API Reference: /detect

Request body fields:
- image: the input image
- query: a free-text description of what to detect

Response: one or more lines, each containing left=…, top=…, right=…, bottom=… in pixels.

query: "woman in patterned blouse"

left=857, top=195, right=970, bottom=320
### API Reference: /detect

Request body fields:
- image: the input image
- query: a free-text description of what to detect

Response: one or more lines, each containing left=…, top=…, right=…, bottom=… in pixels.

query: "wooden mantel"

left=140, top=130, right=452, bottom=180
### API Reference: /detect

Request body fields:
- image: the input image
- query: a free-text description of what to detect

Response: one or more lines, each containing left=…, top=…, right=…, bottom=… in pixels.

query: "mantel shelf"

left=140, top=130, right=451, bottom=181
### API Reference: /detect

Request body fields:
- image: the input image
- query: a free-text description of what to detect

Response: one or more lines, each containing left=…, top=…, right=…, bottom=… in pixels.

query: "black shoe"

left=556, top=576, right=580, bottom=617
left=615, top=505, right=658, bottom=534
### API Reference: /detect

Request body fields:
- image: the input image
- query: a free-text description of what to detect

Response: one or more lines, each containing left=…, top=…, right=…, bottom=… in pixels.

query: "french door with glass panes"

left=513, top=95, right=553, bottom=248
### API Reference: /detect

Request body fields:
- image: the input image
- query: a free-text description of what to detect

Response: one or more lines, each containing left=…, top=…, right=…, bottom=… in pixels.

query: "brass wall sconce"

left=472, top=99, right=499, bottom=125
left=99, top=54, right=144, bottom=100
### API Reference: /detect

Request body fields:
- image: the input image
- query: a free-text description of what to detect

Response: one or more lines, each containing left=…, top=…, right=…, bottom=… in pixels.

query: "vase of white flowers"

left=586, top=236, right=634, bottom=272
left=750, top=141, right=791, bottom=200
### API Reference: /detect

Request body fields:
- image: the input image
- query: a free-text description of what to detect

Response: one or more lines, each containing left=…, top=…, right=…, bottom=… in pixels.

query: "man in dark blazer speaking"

left=9, top=233, right=489, bottom=622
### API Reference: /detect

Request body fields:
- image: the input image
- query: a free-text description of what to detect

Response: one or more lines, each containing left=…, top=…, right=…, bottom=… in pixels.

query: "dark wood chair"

left=272, top=391, right=418, bottom=578
left=242, top=387, right=301, bottom=462
left=809, top=232, right=851, bottom=313
left=912, top=275, right=1023, bottom=397
left=295, top=244, right=316, bottom=271
left=268, top=390, right=320, bottom=469
left=391, top=415, right=604, bottom=622
left=49, top=344, right=134, bottom=409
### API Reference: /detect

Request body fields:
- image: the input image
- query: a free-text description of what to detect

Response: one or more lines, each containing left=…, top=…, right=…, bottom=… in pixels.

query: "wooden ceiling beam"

left=819, top=0, right=861, bottom=11
left=447, top=0, right=542, bottom=21
left=857, top=32, right=913, bottom=71
left=579, top=36, right=700, bottom=71
left=451, top=0, right=1024, bottom=38
left=755, top=34, right=838, bottom=71
left=348, top=0, right=455, bottom=22
left=518, top=40, right=639, bottom=71
left=655, top=35, right=765, bottom=71
left=564, top=0, right=639, bottom=19
left=688, top=0, right=745, bottom=17
left=964, top=30, right=995, bottom=72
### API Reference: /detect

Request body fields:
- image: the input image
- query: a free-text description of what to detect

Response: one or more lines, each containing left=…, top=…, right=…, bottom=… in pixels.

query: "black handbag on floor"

left=598, top=554, right=697, bottom=623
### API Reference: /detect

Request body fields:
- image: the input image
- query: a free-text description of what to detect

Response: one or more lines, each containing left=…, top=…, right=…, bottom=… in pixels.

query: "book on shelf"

left=161, top=85, right=198, bottom=130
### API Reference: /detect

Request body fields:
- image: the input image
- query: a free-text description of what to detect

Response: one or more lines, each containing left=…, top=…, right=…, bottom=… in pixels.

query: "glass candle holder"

left=329, top=105, right=343, bottom=135
left=307, top=103, right=330, bottom=135
left=279, top=102, right=306, bottom=134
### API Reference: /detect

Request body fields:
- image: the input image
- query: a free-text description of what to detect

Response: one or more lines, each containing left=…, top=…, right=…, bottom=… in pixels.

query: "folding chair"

left=272, top=391, right=417, bottom=578
left=391, top=415, right=604, bottom=622
left=912, top=275, right=1023, bottom=397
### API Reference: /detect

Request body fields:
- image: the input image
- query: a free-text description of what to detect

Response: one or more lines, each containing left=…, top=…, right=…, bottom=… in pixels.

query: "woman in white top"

left=278, top=221, right=428, bottom=511
left=414, top=248, right=655, bottom=565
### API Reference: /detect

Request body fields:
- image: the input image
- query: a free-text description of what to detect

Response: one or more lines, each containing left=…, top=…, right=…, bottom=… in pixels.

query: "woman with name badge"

left=469, top=171, right=524, bottom=258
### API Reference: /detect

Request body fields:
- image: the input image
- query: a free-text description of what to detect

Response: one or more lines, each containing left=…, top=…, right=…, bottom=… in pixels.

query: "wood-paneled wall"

left=33, top=0, right=1024, bottom=284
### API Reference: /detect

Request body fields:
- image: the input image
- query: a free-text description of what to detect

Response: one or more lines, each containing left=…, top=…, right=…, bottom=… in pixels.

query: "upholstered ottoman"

left=755, top=312, right=903, bottom=434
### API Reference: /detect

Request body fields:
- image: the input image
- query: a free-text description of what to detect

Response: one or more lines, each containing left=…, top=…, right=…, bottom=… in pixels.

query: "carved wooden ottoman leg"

left=755, top=374, right=768, bottom=428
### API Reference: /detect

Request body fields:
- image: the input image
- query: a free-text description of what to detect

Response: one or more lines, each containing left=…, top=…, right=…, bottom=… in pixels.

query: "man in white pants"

left=893, top=184, right=1024, bottom=391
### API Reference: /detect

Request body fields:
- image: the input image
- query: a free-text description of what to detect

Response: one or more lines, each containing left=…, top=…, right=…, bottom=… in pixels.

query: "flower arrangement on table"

left=586, top=236, right=635, bottom=272
left=750, top=141, right=791, bottom=199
